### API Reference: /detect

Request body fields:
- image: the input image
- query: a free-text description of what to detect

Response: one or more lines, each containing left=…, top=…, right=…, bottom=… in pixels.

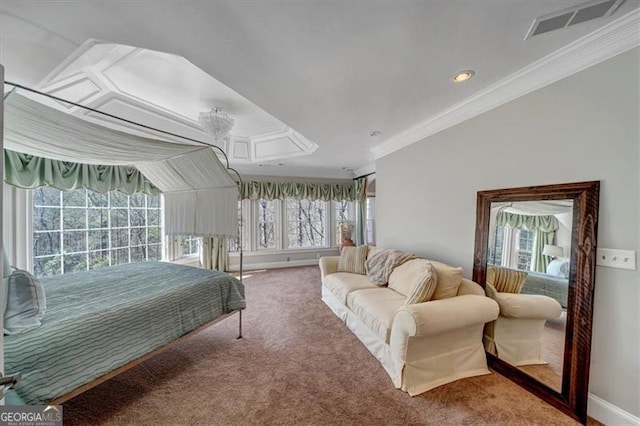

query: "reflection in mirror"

left=484, top=200, right=573, bottom=392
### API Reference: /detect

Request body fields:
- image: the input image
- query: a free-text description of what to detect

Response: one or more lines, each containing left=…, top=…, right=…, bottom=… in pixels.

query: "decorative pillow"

left=337, top=245, right=368, bottom=275
left=4, top=269, right=46, bottom=335
left=486, top=265, right=527, bottom=293
left=429, top=261, right=464, bottom=300
left=405, top=262, right=438, bottom=305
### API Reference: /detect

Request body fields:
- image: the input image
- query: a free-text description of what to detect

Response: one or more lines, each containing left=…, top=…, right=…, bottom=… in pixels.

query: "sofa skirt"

left=321, top=287, right=403, bottom=387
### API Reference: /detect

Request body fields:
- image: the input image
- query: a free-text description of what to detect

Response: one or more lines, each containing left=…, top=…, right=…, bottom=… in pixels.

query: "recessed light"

left=370, top=130, right=382, bottom=137
left=452, top=70, right=475, bottom=83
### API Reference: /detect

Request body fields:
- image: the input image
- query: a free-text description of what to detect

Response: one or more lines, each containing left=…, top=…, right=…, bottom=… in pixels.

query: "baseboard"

left=227, top=259, right=319, bottom=272
left=588, top=393, right=640, bottom=426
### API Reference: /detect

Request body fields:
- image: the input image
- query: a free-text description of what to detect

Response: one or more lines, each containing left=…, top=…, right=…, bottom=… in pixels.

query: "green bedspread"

left=5, top=261, right=245, bottom=404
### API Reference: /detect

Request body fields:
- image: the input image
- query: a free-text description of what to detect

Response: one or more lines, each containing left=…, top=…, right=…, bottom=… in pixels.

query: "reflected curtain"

left=202, top=237, right=227, bottom=271
left=4, top=149, right=158, bottom=195
left=497, top=212, right=559, bottom=273
left=240, top=180, right=356, bottom=201
left=531, top=230, right=555, bottom=273
left=354, top=177, right=367, bottom=245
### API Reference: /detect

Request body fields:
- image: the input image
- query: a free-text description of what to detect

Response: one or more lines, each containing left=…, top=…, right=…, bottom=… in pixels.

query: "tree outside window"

left=32, top=187, right=162, bottom=276
left=286, top=199, right=326, bottom=248
left=258, top=199, right=277, bottom=249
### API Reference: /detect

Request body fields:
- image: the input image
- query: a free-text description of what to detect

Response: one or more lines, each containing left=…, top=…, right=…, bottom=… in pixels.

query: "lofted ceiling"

left=1, top=1, right=639, bottom=179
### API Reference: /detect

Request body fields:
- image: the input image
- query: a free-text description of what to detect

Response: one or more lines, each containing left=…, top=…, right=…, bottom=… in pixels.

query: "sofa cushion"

left=429, top=261, right=464, bottom=300
left=347, top=288, right=405, bottom=343
left=486, top=265, right=527, bottom=293
left=405, top=262, right=438, bottom=305
left=323, top=272, right=377, bottom=304
left=388, top=259, right=431, bottom=296
left=337, top=245, right=368, bottom=275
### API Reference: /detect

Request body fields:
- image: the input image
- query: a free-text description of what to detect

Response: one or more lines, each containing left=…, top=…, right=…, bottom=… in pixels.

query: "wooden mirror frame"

left=473, top=181, right=600, bottom=424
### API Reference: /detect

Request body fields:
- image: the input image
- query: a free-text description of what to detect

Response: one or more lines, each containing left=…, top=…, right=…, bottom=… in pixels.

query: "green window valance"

left=496, top=211, right=559, bottom=233
left=239, top=180, right=356, bottom=201
left=4, top=149, right=159, bottom=196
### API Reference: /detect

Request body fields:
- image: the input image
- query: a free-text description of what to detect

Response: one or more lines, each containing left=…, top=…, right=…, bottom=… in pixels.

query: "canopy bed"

left=2, top=83, right=247, bottom=404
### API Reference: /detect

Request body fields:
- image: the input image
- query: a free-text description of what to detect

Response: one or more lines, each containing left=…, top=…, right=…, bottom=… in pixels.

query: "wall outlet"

left=596, top=248, right=636, bottom=270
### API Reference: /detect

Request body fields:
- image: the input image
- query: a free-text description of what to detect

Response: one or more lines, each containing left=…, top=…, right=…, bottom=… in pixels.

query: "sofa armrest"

left=392, top=295, right=499, bottom=338
left=495, top=293, right=562, bottom=320
left=319, top=256, right=340, bottom=279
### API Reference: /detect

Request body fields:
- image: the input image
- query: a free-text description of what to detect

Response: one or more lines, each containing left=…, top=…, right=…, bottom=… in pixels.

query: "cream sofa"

left=319, top=253, right=499, bottom=396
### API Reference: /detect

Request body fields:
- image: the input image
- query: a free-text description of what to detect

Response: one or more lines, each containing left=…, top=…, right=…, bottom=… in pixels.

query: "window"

left=227, top=198, right=353, bottom=253
left=285, top=199, right=327, bottom=248
left=365, top=196, right=375, bottom=245
left=180, top=236, right=200, bottom=257
left=334, top=200, right=353, bottom=246
left=32, top=187, right=162, bottom=277
left=228, top=200, right=245, bottom=253
left=257, top=199, right=277, bottom=249
left=491, top=225, right=534, bottom=271
left=516, top=228, right=534, bottom=270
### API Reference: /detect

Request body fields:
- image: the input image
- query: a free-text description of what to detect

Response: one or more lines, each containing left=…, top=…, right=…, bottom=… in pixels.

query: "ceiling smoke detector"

left=524, top=0, right=626, bottom=40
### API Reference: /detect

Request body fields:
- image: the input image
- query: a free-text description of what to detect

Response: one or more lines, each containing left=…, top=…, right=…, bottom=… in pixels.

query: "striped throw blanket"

left=366, top=249, right=417, bottom=285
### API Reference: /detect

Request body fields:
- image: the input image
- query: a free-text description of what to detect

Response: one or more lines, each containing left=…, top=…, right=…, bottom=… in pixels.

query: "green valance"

left=240, top=180, right=356, bottom=201
left=496, top=211, right=559, bottom=233
left=4, top=149, right=159, bottom=196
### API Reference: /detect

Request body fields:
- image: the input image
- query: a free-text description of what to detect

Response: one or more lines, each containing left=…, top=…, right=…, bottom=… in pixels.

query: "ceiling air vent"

left=524, top=0, right=626, bottom=40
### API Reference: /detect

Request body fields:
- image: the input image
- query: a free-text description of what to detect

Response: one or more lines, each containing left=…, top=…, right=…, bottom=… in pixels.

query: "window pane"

left=33, top=207, right=61, bottom=231
left=89, top=251, right=110, bottom=270
left=88, top=191, right=108, bottom=208
left=257, top=200, right=276, bottom=249
left=111, top=248, right=129, bottom=265
left=286, top=199, right=326, bottom=248
left=34, top=256, right=61, bottom=276
left=148, top=244, right=161, bottom=261
left=63, top=231, right=87, bottom=253
left=131, top=246, right=146, bottom=262
left=129, top=193, right=145, bottom=208
left=181, top=236, right=199, bottom=256
left=129, top=209, right=146, bottom=227
left=33, top=187, right=60, bottom=207
left=110, top=192, right=128, bottom=208
left=88, top=209, right=109, bottom=229
left=33, top=232, right=61, bottom=257
left=63, top=208, right=86, bottom=230
left=147, top=209, right=160, bottom=226
left=111, top=228, right=129, bottom=248
left=62, top=190, right=86, bottom=207
left=111, top=209, right=128, bottom=227
left=88, top=230, right=110, bottom=251
left=147, top=195, right=159, bottom=208
left=130, top=228, right=147, bottom=247
left=148, top=227, right=161, bottom=245
left=64, top=253, right=87, bottom=273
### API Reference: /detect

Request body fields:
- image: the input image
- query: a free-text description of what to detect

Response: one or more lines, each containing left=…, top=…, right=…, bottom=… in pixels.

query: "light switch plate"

left=596, top=248, right=636, bottom=270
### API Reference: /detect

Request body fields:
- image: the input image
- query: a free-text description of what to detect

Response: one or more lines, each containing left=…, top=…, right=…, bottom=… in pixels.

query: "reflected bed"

left=5, top=261, right=245, bottom=405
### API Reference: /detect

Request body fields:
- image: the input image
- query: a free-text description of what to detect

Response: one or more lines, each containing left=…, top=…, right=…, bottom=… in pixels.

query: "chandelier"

left=198, top=107, right=234, bottom=140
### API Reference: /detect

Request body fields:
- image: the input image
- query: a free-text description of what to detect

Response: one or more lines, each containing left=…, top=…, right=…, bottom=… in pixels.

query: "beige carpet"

left=63, top=266, right=591, bottom=425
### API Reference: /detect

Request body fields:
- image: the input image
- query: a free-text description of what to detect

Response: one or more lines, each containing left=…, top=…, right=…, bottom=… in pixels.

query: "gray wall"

left=376, top=48, right=639, bottom=416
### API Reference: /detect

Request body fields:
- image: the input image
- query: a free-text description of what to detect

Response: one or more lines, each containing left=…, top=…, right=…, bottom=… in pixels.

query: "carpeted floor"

left=63, top=266, right=590, bottom=425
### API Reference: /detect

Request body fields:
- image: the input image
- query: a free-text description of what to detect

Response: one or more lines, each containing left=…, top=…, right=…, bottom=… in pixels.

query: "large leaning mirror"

left=473, top=181, right=600, bottom=424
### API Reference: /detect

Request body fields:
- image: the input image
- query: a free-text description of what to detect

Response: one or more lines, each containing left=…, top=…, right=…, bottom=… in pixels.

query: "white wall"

left=376, top=48, right=639, bottom=418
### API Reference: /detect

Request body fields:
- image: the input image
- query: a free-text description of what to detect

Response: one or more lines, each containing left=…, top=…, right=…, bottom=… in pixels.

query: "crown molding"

left=354, top=162, right=376, bottom=178
left=371, top=8, right=640, bottom=160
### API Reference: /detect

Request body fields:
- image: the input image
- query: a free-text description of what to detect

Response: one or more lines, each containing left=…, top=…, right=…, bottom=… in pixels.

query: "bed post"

left=237, top=310, right=243, bottom=339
